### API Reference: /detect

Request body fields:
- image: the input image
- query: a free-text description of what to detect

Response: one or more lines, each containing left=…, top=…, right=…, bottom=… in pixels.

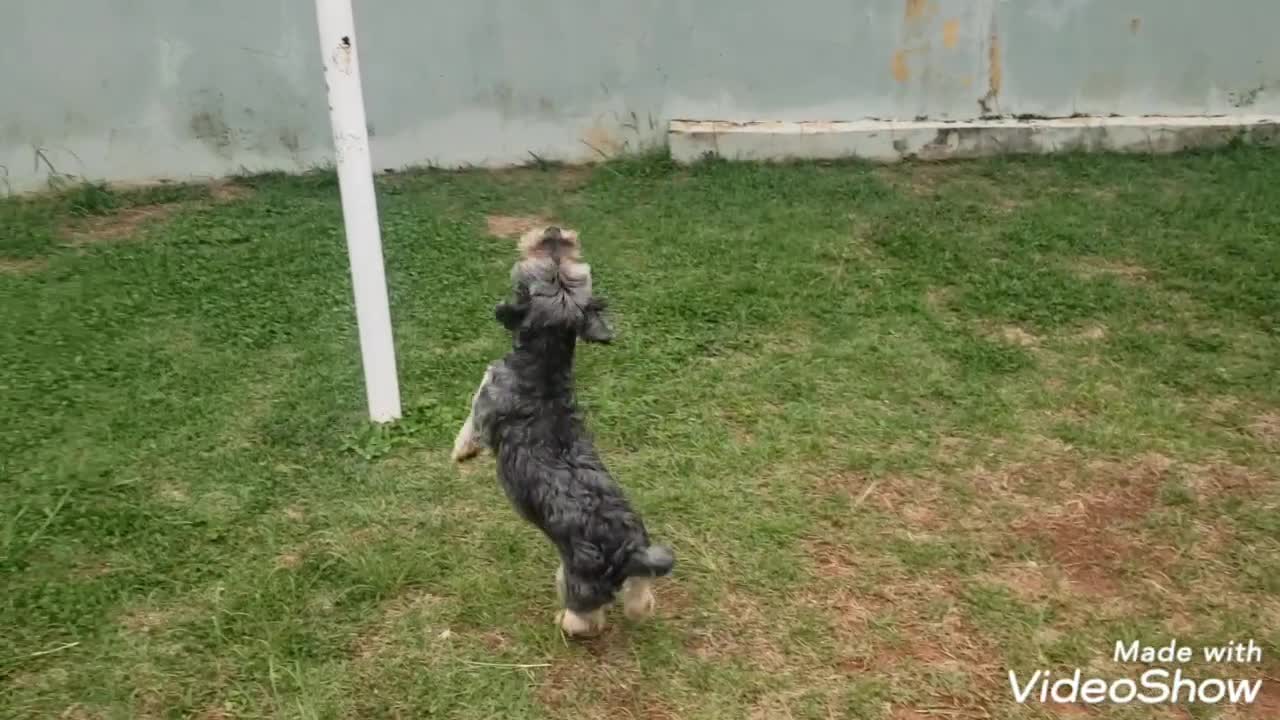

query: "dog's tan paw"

left=450, top=445, right=479, bottom=464
left=556, top=608, right=606, bottom=638
left=621, top=579, right=656, bottom=621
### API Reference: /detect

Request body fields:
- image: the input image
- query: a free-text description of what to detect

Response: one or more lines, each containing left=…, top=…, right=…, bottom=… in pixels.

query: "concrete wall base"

left=668, top=116, right=1280, bottom=164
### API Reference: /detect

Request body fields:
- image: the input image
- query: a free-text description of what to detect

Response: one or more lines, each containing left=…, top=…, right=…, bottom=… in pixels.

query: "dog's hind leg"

left=554, top=563, right=567, bottom=604
left=451, top=368, right=493, bottom=463
left=621, top=577, right=656, bottom=621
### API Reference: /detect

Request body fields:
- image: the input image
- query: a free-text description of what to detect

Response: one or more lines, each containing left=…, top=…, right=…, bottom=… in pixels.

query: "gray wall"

left=3, top=0, right=1277, bottom=192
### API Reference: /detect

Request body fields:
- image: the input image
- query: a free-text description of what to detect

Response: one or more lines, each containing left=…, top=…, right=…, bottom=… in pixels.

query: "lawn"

left=2, top=149, right=1278, bottom=719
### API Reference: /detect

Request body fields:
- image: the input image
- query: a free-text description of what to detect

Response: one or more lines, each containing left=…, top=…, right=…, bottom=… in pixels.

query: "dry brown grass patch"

left=994, top=324, right=1041, bottom=348
left=553, top=165, right=592, bottom=191
left=879, top=166, right=1033, bottom=215
left=65, top=205, right=176, bottom=244
left=191, top=705, right=232, bottom=720
left=876, top=164, right=966, bottom=195
left=857, top=598, right=1002, bottom=718
left=209, top=182, right=253, bottom=203
left=872, top=475, right=949, bottom=530
left=1074, top=323, right=1109, bottom=342
left=685, top=590, right=789, bottom=673
left=0, top=257, right=49, bottom=275
left=274, top=549, right=304, bottom=569
left=814, top=472, right=947, bottom=528
left=805, top=534, right=867, bottom=580
left=477, top=630, right=513, bottom=652
left=1072, top=257, right=1151, bottom=283
left=538, top=643, right=679, bottom=720
left=924, top=287, right=957, bottom=314
left=1180, top=457, right=1270, bottom=498
left=1247, top=411, right=1280, bottom=447
left=797, top=535, right=1001, bottom=690
left=56, top=705, right=105, bottom=720
left=118, top=604, right=196, bottom=635
left=349, top=590, right=442, bottom=661
left=485, top=214, right=555, bottom=239
left=978, top=561, right=1061, bottom=603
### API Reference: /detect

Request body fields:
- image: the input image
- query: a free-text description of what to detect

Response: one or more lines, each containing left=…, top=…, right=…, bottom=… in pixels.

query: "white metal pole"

left=314, top=0, right=402, bottom=423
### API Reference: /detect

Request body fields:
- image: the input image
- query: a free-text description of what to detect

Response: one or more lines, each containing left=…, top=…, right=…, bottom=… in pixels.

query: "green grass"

left=2, top=149, right=1279, bottom=719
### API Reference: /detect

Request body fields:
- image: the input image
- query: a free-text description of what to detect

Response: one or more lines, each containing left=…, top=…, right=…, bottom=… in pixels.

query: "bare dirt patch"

left=485, top=214, right=555, bottom=239
left=1239, top=675, right=1280, bottom=718
left=1013, top=453, right=1173, bottom=594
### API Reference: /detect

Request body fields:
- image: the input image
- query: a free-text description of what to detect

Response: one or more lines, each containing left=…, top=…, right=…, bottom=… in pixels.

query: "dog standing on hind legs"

left=452, top=226, right=674, bottom=637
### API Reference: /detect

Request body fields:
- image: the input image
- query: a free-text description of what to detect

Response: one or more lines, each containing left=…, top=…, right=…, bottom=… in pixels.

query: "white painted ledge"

left=668, top=116, right=1280, bottom=164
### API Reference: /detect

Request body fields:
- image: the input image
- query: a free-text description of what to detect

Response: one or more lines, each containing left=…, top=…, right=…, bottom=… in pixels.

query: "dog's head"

left=495, top=226, right=614, bottom=343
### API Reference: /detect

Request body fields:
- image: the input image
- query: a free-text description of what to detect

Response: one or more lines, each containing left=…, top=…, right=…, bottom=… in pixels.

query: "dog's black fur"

left=456, top=227, right=673, bottom=618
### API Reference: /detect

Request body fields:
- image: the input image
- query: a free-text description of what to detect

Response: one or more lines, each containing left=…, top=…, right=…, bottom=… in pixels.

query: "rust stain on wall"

left=904, top=0, right=938, bottom=22
left=942, top=19, right=960, bottom=49
left=891, top=49, right=911, bottom=83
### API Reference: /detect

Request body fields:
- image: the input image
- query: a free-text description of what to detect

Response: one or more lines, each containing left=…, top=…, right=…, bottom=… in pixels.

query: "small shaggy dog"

left=451, top=226, right=674, bottom=637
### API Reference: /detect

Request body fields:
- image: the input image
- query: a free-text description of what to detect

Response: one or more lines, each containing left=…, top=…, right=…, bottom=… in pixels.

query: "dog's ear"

left=494, top=301, right=529, bottom=331
left=579, top=297, right=615, bottom=344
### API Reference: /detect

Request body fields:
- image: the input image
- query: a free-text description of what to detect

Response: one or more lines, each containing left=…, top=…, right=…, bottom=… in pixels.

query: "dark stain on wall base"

left=1229, top=84, right=1266, bottom=108
left=190, top=111, right=233, bottom=155
left=278, top=128, right=302, bottom=154
left=977, top=14, right=1002, bottom=117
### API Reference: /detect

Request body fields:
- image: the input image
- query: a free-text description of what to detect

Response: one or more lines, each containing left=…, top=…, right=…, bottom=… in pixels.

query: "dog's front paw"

left=451, top=428, right=481, bottom=464
left=450, top=445, right=479, bottom=464
left=556, top=608, right=606, bottom=638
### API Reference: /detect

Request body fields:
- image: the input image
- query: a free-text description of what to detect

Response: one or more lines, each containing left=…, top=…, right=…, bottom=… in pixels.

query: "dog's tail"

left=624, top=544, right=675, bottom=578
